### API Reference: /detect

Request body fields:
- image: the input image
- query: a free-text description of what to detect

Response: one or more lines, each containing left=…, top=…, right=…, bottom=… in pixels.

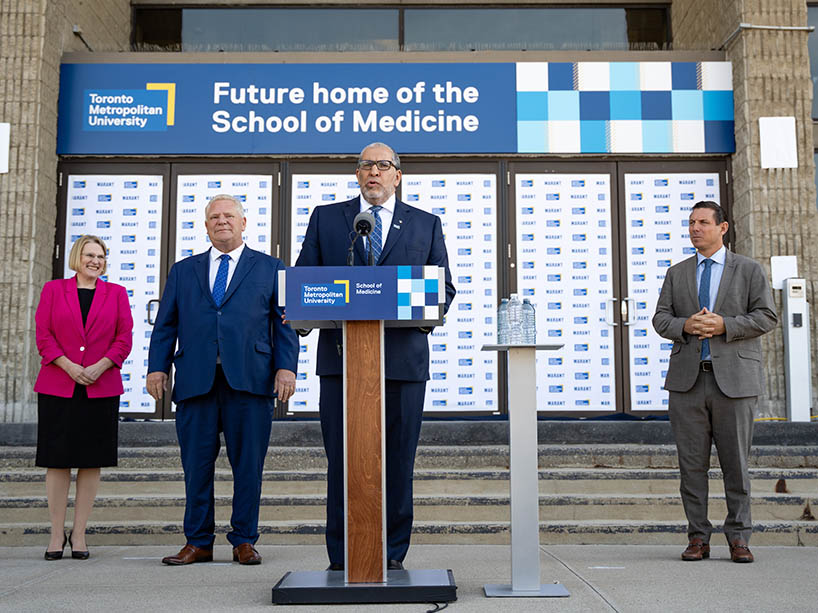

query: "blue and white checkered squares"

left=396, top=266, right=440, bottom=321
left=515, top=61, right=734, bottom=154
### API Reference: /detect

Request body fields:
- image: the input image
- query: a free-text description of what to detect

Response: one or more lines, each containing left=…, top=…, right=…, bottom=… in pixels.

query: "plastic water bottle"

left=522, top=298, right=536, bottom=344
left=497, top=298, right=510, bottom=344
left=507, top=293, right=523, bottom=345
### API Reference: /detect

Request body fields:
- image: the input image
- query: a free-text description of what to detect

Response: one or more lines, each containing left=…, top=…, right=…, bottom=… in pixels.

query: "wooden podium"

left=272, top=266, right=457, bottom=604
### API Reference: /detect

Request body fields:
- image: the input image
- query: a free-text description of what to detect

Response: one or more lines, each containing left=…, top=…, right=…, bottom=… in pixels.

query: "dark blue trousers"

left=320, top=375, right=426, bottom=565
left=175, top=365, right=274, bottom=548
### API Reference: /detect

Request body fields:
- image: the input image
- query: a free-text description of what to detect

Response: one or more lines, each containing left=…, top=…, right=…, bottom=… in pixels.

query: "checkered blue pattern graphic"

left=396, top=265, right=440, bottom=320
left=516, top=61, right=735, bottom=154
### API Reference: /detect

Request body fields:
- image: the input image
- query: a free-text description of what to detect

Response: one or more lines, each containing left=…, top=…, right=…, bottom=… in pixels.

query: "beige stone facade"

left=674, top=0, right=818, bottom=417
left=0, top=0, right=129, bottom=421
left=1, top=0, right=816, bottom=421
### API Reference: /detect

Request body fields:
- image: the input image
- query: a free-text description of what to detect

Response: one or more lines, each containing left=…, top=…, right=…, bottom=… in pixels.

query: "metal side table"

left=481, top=344, right=570, bottom=598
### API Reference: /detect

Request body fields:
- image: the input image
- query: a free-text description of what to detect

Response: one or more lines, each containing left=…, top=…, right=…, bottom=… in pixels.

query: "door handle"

left=622, top=297, right=637, bottom=326
left=147, top=299, right=160, bottom=326
left=605, top=298, right=618, bottom=326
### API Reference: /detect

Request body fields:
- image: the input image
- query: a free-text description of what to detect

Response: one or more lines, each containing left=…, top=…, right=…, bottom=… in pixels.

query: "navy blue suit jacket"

left=148, top=246, right=299, bottom=403
left=294, top=196, right=456, bottom=382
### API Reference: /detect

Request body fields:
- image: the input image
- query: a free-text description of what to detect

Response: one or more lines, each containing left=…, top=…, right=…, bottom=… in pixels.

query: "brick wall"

left=0, top=0, right=129, bottom=422
left=674, top=0, right=818, bottom=417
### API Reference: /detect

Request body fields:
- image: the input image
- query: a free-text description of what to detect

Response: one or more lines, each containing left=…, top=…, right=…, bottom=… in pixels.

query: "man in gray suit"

left=653, top=200, right=777, bottom=563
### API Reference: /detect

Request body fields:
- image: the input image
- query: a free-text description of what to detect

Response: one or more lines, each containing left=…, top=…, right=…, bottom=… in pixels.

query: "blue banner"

left=58, top=60, right=736, bottom=155
left=58, top=63, right=517, bottom=155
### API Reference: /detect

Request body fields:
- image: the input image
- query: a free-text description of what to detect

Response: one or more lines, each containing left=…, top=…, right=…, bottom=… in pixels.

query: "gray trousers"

left=668, top=369, right=756, bottom=543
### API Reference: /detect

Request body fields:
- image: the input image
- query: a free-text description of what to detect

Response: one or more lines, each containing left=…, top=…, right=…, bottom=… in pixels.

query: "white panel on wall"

left=402, top=174, right=499, bottom=413
left=623, top=172, right=721, bottom=411
left=515, top=173, right=617, bottom=413
left=174, top=174, right=273, bottom=261
left=64, top=174, right=164, bottom=414
left=288, top=173, right=360, bottom=414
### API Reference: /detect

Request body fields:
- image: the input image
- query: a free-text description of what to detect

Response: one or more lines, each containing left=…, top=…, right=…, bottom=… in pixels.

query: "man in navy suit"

left=147, top=195, right=298, bottom=566
left=295, top=142, right=456, bottom=570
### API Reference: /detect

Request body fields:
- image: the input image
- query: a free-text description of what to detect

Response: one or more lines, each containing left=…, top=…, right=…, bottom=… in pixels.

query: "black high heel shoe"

left=68, top=531, right=90, bottom=560
left=44, top=532, right=67, bottom=561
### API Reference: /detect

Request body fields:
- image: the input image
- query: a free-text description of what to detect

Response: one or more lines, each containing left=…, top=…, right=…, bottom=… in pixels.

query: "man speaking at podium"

left=296, top=142, right=456, bottom=571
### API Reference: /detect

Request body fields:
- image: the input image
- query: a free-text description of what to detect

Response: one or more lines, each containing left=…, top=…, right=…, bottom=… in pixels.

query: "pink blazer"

left=34, top=277, right=133, bottom=398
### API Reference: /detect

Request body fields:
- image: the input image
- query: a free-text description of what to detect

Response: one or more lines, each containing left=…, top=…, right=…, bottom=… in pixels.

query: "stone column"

left=674, top=0, right=818, bottom=417
left=0, top=0, right=129, bottom=422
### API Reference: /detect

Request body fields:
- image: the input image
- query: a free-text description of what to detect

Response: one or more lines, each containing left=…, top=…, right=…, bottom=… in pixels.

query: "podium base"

left=272, top=569, right=457, bottom=605
left=483, top=583, right=570, bottom=598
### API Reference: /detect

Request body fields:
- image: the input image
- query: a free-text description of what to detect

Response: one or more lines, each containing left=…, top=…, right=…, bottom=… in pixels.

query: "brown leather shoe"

left=729, top=539, right=754, bottom=563
left=681, top=537, right=710, bottom=561
left=232, top=543, right=262, bottom=565
left=162, top=544, right=213, bottom=566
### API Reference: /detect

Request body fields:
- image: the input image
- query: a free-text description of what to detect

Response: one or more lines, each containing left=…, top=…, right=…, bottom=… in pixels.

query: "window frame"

left=131, top=4, right=672, bottom=53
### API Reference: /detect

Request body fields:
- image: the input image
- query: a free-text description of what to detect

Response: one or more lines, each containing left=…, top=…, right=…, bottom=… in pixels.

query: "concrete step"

left=2, top=467, right=816, bottom=497
left=2, top=492, right=815, bottom=523
left=2, top=444, right=817, bottom=471
left=3, top=441, right=815, bottom=547
left=5, top=419, right=816, bottom=448
left=2, top=519, right=816, bottom=547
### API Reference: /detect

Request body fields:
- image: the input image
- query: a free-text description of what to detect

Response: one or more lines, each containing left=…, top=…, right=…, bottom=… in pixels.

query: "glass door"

left=284, top=164, right=360, bottom=415
left=509, top=162, right=620, bottom=414
left=401, top=162, right=502, bottom=415
left=57, top=163, right=170, bottom=418
left=619, top=162, right=727, bottom=414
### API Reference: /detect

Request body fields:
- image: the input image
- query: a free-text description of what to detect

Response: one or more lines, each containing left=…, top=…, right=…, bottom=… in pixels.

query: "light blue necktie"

left=368, top=205, right=383, bottom=264
left=212, top=254, right=230, bottom=306
left=698, top=258, right=713, bottom=360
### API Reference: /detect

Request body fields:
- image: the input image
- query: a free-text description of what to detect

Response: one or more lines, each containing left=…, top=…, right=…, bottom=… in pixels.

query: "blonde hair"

left=68, top=235, right=108, bottom=276
left=205, top=194, right=245, bottom=218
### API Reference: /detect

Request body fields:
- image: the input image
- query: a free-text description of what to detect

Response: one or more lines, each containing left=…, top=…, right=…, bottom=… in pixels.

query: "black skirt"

left=35, top=385, right=119, bottom=468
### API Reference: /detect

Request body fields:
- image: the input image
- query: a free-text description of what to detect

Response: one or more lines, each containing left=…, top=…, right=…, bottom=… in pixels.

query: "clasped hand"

left=684, top=307, right=725, bottom=339
left=64, top=358, right=113, bottom=386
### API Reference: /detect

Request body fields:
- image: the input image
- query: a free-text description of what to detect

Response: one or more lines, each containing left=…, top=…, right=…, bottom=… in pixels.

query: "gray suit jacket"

left=652, top=250, right=777, bottom=398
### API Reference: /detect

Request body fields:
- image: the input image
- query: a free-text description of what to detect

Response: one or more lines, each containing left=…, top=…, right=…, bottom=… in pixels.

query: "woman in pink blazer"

left=34, top=235, right=132, bottom=561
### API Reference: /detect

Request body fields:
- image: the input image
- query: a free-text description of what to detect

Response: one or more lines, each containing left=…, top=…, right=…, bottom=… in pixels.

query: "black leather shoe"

left=387, top=559, right=404, bottom=570
left=44, top=532, right=67, bottom=561
left=68, top=531, right=90, bottom=560
left=327, top=563, right=344, bottom=571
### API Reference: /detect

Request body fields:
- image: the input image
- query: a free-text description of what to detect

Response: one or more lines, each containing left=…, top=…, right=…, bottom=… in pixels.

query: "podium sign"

left=273, top=266, right=456, bottom=604
left=281, top=265, right=445, bottom=328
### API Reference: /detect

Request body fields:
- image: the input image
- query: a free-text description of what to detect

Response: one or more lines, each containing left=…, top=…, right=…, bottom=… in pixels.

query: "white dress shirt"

left=695, top=245, right=726, bottom=312
left=360, top=192, right=395, bottom=252
left=208, top=242, right=246, bottom=292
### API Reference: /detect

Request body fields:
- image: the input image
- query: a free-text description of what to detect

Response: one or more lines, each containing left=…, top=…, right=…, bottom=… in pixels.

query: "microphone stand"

left=347, top=231, right=359, bottom=266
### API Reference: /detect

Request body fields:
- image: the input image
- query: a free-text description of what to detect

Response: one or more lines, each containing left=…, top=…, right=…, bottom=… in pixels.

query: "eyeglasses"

left=81, top=253, right=106, bottom=261
left=357, top=159, right=399, bottom=171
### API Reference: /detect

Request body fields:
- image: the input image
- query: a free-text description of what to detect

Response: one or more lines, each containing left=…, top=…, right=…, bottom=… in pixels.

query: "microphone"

left=353, top=210, right=376, bottom=236
left=349, top=210, right=377, bottom=266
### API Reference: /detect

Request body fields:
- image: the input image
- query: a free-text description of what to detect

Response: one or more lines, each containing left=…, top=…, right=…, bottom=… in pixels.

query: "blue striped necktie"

left=212, top=254, right=230, bottom=306
left=698, top=258, right=713, bottom=360
left=368, top=205, right=383, bottom=264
